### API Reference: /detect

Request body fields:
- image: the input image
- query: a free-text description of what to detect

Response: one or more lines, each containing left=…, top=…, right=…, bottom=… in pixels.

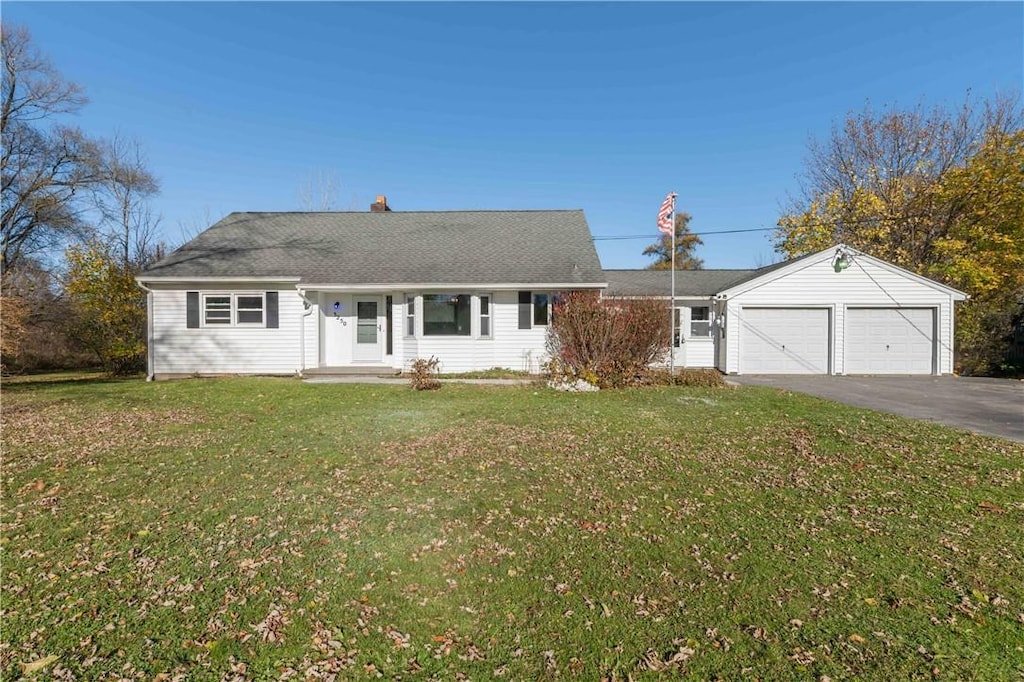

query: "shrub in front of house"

left=545, top=291, right=670, bottom=388
left=408, top=356, right=441, bottom=390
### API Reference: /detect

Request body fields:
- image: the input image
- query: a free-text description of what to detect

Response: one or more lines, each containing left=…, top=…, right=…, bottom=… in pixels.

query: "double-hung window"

left=405, top=295, right=415, bottom=337
left=479, top=295, right=492, bottom=338
left=202, top=293, right=265, bottom=326
left=204, top=295, right=232, bottom=325
left=236, top=295, right=265, bottom=325
left=690, top=306, right=711, bottom=338
left=518, top=291, right=552, bottom=329
left=533, top=293, right=550, bottom=326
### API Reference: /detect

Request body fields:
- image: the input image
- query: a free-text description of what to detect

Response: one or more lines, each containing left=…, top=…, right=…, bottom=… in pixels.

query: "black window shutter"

left=186, top=291, right=199, bottom=328
left=266, top=291, right=279, bottom=328
left=518, top=291, right=532, bottom=330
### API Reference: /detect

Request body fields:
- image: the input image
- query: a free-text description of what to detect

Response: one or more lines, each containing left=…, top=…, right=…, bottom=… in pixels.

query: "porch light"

left=833, top=247, right=854, bottom=273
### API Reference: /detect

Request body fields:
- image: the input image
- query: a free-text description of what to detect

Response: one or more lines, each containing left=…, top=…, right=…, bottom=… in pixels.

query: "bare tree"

left=1, top=23, right=101, bottom=281
left=92, top=133, right=161, bottom=267
left=297, top=168, right=342, bottom=211
left=778, top=93, right=1022, bottom=265
left=176, top=206, right=218, bottom=244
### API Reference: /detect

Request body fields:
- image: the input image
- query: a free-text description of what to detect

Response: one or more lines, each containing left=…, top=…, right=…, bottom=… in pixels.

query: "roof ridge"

left=226, top=209, right=586, bottom=216
left=602, top=268, right=757, bottom=272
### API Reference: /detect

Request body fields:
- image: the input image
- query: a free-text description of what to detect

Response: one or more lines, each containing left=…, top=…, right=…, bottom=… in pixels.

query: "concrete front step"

left=303, top=365, right=398, bottom=377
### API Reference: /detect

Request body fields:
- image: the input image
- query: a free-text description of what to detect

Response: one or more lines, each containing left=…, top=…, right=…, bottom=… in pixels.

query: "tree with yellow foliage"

left=776, top=95, right=1023, bottom=374
left=63, top=242, right=147, bottom=375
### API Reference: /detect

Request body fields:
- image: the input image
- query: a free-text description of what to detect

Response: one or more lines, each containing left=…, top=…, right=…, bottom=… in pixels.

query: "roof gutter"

left=300, top=282, right=608, bottom=292
left=136, top=276, right=303, bottom=284
left=295, top=287, right=317, bottom=374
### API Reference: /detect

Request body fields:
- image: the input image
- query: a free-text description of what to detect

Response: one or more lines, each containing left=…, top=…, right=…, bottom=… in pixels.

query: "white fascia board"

left=136, top=276, right=302, bottom=284
left=299, top=282, right=608, bottom=291
left=602, top=294, right=714, bottom=301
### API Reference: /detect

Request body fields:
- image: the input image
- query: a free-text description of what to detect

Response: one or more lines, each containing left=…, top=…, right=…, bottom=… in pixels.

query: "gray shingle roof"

left=603, top=268, right=757, bottom=297
left=141, top=210, right=606, bottom=286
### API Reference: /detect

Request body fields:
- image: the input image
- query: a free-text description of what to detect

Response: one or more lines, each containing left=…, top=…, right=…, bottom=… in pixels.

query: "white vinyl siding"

left=403, top=290, right=549, bottom=373
left=721, top=250, right=958, bottom=375
left=739, top=308, right=831, bottom=374
left=150, top=284, right=304, bottom=376
left=668, top=300, right=717, bottom=369
left=845, top=308, right=935, bottom=374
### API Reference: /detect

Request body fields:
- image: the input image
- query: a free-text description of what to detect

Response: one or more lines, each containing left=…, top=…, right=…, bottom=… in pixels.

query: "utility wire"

left=594, top=227, right=774, bottom=241
left=593, top=214, right=926, bottom=241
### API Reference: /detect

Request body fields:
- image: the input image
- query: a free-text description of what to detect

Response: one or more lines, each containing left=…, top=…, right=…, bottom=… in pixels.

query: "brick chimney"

left=370, top=195, right=391, bottom=212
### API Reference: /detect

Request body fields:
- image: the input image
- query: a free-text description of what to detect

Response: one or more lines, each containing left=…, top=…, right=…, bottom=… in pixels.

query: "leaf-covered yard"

left=2, top=376, right=1022, bottom=680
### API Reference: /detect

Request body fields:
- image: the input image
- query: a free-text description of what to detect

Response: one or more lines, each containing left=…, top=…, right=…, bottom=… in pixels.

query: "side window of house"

left=479, top=295, right=491, bottom=337
left=690, top=306, right=711, bottom=337
left=195, top=292, right=274, bottom=328
left=236, top=295, right=264, bottom=325
left=405, top=295, right=415, bottom=337
left=533, top=293, right=549, bottom=326
left=204, top=295, right=232, bottom=325
left=519, top=291, right=551, bottom=329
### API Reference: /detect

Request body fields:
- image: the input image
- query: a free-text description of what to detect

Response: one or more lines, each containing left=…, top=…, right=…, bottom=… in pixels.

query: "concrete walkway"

left=303, top=376, right=534, bottom=386
left=731, top=375, right=1024, bottom=442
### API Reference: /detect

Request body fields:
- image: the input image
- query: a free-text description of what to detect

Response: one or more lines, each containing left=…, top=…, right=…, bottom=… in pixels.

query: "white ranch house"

left=138, top=197, right=966, bottom=379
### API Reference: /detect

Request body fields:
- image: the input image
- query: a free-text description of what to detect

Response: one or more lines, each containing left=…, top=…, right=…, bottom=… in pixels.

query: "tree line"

left=2, top=23, right=163, bottom=374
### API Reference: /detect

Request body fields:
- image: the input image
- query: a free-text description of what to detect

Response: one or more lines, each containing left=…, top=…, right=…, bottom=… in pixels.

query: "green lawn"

left=2, top=376, right=1022, bottom=680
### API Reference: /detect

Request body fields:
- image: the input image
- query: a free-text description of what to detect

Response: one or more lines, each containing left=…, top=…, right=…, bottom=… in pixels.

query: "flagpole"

left=669, top=200, right=676, bottom=374
left=657, top=191, right=678, bottom=375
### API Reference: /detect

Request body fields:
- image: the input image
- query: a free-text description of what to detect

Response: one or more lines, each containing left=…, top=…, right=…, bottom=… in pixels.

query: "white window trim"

left=405, top=294, right=416, bottom=338
left=689, top=305, right=712, bottom=339
left=201, top=292, right=266, bottom=328
left=479, top=293, right=493, bottom=339
left=533, top=292, right=551, bottom=327
left=421, top=292, right=474, bottom=338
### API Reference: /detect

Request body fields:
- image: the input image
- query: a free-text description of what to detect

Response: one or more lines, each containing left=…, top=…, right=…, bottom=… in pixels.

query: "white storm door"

left=845, top=308, right=934, bottom=374
left=353, top=297, right=383, bottom=362
left=739, top=307, right=830, bottom=374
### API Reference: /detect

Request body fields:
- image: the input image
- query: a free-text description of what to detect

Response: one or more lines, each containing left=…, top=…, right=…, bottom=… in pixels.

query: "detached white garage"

left=716, top=245, right=967, bottom=375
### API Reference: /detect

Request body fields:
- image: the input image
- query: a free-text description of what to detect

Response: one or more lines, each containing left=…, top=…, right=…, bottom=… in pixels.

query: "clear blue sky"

left=6, top=1, right=1022, bottom=269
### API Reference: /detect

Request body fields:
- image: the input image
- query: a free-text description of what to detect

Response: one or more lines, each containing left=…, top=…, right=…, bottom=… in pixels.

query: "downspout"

left=713, top=294, right=727, bottom=374
left=136, top=279, right=156, bottom=381
left=296, top=286, right=315, bottom=375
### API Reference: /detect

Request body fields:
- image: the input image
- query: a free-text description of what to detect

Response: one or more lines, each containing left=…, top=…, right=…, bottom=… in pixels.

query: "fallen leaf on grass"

left=978, top=501, right=1005, bottom=514
left=20, top=655, right=59, bottom=674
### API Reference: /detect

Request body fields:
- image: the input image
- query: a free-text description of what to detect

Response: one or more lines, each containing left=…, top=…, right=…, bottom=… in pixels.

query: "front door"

left=353, top=297, right=383, bottom=362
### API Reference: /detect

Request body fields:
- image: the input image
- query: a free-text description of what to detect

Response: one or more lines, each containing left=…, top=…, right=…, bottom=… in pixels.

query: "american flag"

left=657, top=192, right=677, bottom=235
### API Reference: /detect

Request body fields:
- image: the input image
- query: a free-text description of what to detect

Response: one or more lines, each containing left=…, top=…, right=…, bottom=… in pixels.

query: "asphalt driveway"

left=730, top=375, right=1024, bottom=442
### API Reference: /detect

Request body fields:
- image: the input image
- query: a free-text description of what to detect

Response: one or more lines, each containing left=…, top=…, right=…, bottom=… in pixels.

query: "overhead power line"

left=593, top=214, right=932, bottom=241
left=593, top=227, right=774, bottom=241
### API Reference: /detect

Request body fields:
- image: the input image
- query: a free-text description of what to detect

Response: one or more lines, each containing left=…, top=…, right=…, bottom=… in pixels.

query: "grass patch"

left=2, top=377, right=1022, bottom=679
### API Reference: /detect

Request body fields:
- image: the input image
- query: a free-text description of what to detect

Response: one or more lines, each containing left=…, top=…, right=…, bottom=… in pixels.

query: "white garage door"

left=845, top=308, right=934, bottom=374
left=739, top=308, right=830, bottom=374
